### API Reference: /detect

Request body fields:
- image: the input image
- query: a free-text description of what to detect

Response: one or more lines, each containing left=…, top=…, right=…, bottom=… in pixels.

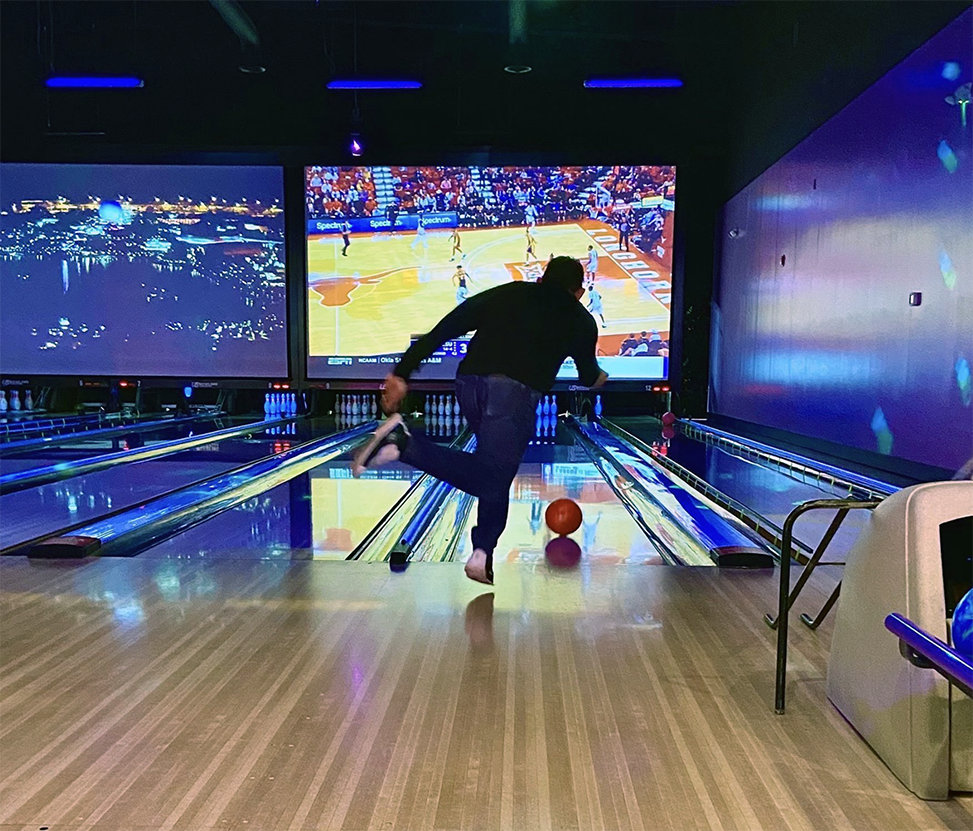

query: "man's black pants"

left=401, top=374, right=539, bottom=558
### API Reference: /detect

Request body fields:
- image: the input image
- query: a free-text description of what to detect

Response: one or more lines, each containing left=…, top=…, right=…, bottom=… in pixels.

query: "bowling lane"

left=0, top=419, right=323, bottom=551
left=614, top=417, right=872, bottom=557
left=140, top=427, right=667, bottom=565
left=139, top=453, right=421, bottom=559
left=451, top=442, right=668, bottom=569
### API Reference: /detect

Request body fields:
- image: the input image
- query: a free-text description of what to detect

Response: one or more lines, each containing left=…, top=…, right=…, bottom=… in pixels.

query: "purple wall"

left=711, top=10, right=973, bottom=473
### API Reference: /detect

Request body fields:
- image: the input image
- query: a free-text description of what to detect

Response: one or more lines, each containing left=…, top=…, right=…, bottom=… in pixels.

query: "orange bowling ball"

left=545, top=498, right=583, bottom=535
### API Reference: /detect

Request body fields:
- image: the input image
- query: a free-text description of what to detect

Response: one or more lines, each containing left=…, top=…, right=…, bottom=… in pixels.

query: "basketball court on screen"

left=307, top=219, right=671, bottom=358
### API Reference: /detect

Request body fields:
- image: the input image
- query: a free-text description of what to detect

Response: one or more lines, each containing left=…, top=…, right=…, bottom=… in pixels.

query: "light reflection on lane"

left=140, top=458, right=420, bottom=560
left=455, top=456, right=667, bottom=568
left=310, top=463, right=418, bottom=559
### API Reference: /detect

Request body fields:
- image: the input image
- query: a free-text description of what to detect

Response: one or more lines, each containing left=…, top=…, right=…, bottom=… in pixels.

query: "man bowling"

left=353, top=256, right=607, bottom=584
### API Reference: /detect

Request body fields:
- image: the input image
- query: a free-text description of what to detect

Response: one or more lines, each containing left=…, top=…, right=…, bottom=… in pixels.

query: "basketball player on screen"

left=453, top=264, right=470, bottom=304
left=354, top=256, right=607, bottom=585
left=585, top=244, right=599, bottom=283
left=411, top=217, right=429, bottom=252
left=341, top=221, right=352, bottom=257
left=449, top=227, right=464, bottom=261
left=525, top=227, right=539, bottom=262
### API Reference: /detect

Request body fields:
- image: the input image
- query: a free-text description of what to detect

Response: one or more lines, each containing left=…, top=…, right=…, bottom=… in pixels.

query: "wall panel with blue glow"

left=711, top=10, right=973, bottom=472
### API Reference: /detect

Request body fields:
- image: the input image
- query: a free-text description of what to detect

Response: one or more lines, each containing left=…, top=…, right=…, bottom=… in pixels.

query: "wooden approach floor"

left=1, top=557, right=970, bottom=831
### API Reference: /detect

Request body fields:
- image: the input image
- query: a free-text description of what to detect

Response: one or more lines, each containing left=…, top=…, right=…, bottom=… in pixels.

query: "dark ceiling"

left=0, top=1, right=967, bottom=192
left=2, top=0, right=743, bottom=151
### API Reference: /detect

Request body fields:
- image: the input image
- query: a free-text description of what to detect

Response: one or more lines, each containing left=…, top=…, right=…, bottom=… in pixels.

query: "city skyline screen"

left=0, top=163, right=287, bottom=378
left=305, top=165, right=675, bottom=380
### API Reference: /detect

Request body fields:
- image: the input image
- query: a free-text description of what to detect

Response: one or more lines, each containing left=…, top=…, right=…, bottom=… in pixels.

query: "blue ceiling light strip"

left=327, top=79, right=422, bottom=90
left=46, top=76, right=145, bottom=89
left=584, top=77, right=683, bottom=89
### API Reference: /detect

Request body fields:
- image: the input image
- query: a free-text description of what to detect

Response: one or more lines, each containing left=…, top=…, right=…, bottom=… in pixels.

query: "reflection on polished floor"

left=2, top=557, right=970, bottom=831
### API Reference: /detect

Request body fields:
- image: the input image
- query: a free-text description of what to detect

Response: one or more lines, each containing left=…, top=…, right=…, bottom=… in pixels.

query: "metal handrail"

left=886, top=613, right=973, bottom=698
left=773, top=498, right=881, bottom=713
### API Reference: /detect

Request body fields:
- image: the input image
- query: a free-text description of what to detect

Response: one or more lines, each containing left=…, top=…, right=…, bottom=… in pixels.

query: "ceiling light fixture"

left=328, top=79, right=421, bottom=90
left=584, top=77, right=683, bottom=89
left=46, top=76, right=144, bottom=89
left=504, top=65, right=532, bottom=75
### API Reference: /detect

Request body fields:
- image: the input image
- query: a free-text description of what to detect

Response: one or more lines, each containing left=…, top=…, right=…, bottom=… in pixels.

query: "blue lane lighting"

left=584, top=77, right=683, bottom=89
left=327, top=79, right=422, bottom=90
left=46, top=76, right=144, bottom=89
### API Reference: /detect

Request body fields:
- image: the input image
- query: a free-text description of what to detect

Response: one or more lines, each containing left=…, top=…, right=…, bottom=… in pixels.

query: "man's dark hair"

left=540, top=256, right=584, bottom=293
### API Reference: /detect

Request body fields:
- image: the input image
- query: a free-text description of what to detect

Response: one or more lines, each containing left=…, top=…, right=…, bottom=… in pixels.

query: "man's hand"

left=381, top=373, right=409, bottom=415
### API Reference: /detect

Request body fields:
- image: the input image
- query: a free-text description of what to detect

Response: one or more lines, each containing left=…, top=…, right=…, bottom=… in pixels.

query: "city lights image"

left=0, top=164, right=287, bottom=377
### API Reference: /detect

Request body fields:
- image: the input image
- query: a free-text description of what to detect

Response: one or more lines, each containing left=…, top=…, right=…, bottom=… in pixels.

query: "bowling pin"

left=536, top=399, right=543, bottom=417
left=10, top=391, right=21, bottom=411
left=453, top=396, right=460, bottom=416
left=371, top=396, right=378, bottom=417
left=264, top=392, right=272, bottom=418
left=437, top=395, right=445, bottom=416
left=0, top=391, right=7, bottom=413
left=594, top=394, right=603, bottom=417
left=24, top=389, right=33, bottom=411
left=542, top=396, right=550, bottom=416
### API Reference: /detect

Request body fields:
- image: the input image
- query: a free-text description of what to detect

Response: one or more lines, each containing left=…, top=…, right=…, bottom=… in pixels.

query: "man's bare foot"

left=464, top=549, right=493, bottom=585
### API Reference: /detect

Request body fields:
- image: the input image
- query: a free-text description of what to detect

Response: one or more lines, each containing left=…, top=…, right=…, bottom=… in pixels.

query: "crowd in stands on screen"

left=304, top=166, right=675, bottom=240
left=618, top=331, right=669, bottom=357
